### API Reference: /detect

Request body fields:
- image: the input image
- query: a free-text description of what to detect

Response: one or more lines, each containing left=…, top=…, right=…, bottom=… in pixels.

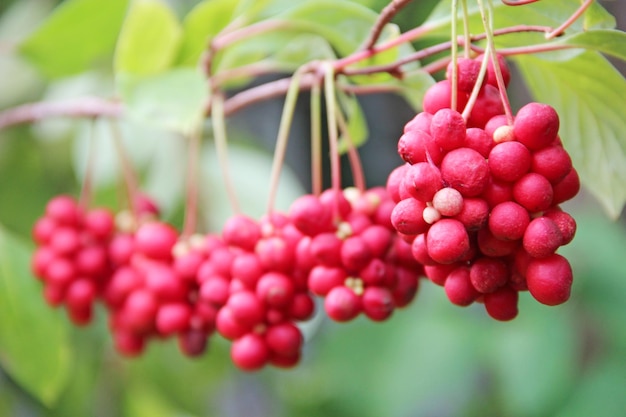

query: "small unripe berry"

left=432, top=187, right=464, bottom=217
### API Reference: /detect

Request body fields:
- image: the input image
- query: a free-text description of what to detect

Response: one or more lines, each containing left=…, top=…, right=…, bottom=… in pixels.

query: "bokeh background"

left=0, top=1, right=625, bottom=416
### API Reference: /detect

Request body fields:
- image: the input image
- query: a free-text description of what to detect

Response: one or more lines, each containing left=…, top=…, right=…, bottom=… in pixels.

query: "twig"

left=360, top=0, right=415, bottom=50
left=0, top=97, right=123, bottom=130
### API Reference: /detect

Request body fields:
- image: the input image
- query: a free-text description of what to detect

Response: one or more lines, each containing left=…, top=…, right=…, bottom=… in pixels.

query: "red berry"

left=469, top=257, right=508, bottom=293
left=231, top=333, right=269, bottom=371
left=484, top=286, right=518, bottom=321
left=362, top=287, right=394, bottom=321
left=390, top=198, right=428, bottom=236
left=404, top=112, right=432, bottom=134
left=526, top=254, right=573, bottom=306
left=488, top=201, right=530, bottom=241
left=223, top=215, right=261, bottom=251
left=156, top=303, right=192, bottom=335
left=441, top=148, right=490, bottom=197
left=523, top=217, right=563, bottom=258
left=513, top=173, right=554, bottom=213
left=324, top=286, right=362, bottom=322
left=464, top=127, right=493, bottom=158
left=444, top=267, right=479, bottom=306
left=404, top=163, right=443, bottom=202
left=488, top=141, right=532, bottom=182
left=265, top=322, right=302, bottom=357
left=467, top=85, right=505, bottom=129
left=430, top=108, right=466, bottom=151
left=422, top=80, right=469, bottom=114
left=513, top=103, right=559, bottom=151
left=426, top=219, right=470, bottom=264
left=531, top=145, right=572, bottom=184
left=552, top=168, right=580, bottom=205
left=227, top=291, right=265, bottom=328
left=446, top=58, right=483, bottom=93
left=397, top=129, right=443, bottom=165
left=135, top=222, right=178, bottom=260
left=256, top=272, right=295, bottom=309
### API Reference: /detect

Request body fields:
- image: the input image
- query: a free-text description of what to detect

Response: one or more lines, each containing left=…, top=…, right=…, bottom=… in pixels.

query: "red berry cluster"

left=289, top=187, right=422, bottom=323
left=388, top=55, right=580, bottom=320
left=31, top=186, right=424, bottom=371
left=32, top=196, right=115, bottom=325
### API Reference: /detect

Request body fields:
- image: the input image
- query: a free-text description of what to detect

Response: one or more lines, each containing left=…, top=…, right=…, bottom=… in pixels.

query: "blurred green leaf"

left=553, top=354, right=626, bottom=417
left=176, top=0, right=239, bottom=66
left=277, top=0, right=380, bottom=56
left=19, top=0, right=128, bottom=78
left=114, top=0, right=182, bottom=76
left=0, top=227, right=71, bottom=407
left=18, top=0, right=129, bottom=78
left=485, top=297, right=578, bottom=417
left=118, top=68, right=208, bottom=134
left=553, top=30, right=626, bottom=62
left=515, top=52, right=626, bottom=219
left=336, top=91, right=369, bottom=153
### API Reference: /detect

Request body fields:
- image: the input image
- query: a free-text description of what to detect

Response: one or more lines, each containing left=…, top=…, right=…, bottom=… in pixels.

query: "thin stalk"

left=211, top=93, right=240, bottom=213
left=546, top=0, right=594, bottom=39
left=334, top=100, right=366, bottom=193
left=477, top=0, right=514, bottom=123
left=450, top=0, right=460, bottom=111
left=182, top=126, right=202, bottom=238
left=462, top=45, right=491, bottom=121
left=462, top=0, right=472, bottom=58
left=360, top=0, right=415, bottom=50
left=310, top=81, right=323, bottom=196
left=266, top=69, right=305, bottom=214
left=323, top=64, right=342, bottom=196
left=109, top=120, right=140, bottom=217
left=78, top=118, right=98, bottom=210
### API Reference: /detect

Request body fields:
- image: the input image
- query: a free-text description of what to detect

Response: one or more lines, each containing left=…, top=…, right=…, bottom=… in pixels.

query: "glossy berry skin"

left=513, top=103, right=560, bottom=151
left=441, top=148, right=490, bottom=197
left=526, top=254, right=573, bottom=306
left=426, top=219, right=470, bottom=264
left=484, top=286, right=518, bottom=321
left=324, top=286, right=362, bottom=322
left=231, top=333, right=269, bottom=371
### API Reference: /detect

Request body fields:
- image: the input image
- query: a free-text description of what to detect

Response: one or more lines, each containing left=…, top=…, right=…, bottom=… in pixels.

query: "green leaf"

left=485, top=297, right=578, bottom=417
left=515, top=52, right=626, bottom=219
left=554, top=30, right=626, bottom=62
left=175, top=0, right=239, bottom=66
left=554, top=355, right=626, bottom=417
left=0, top=227, right=71, bottom=406
left=336, top=91, right=368, bottom=153
left=114, top=0, right=182, bottom=76
left=118, top=68, right=209, bottom=134
left=18, top=0, right=129, bottom=78
left=278, top=0, right=380, bottom=56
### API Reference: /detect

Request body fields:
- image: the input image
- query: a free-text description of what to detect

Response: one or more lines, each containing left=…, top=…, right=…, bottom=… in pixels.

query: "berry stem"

left=450, top=0, right=460, bottom=111
left=182, top=126, right=202, bottom=238
left=323, top=63, right=343, bottom=197
left=267, top=68, right=305, bottom=214
left=462, top=0, right=471, bottom=58
left=310, top=80, right=323, bottom=196
left=211, top=92, right=241, bottom=214
left=477, top=0, right=514, bottom=124
left=545, top=0, right=594, bottom=40
left=0, top=97, right=122, bottom=130
left=78, top=118, right=98, bottom=211
left=461, top=44, right=491, bottom=121
left=334, top=99, right=366, bottom=193
left=109, top=120, right=140, bottom=219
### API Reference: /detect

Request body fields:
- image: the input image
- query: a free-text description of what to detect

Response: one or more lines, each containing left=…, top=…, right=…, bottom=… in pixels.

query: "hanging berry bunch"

left=12, top=0, right=608, bottom=374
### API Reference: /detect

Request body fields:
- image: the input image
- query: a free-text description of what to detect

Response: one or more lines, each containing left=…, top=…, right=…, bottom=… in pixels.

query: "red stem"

left=545, top=0, right=594, bottom=39
left=360, top=0, right=415, bottom=51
